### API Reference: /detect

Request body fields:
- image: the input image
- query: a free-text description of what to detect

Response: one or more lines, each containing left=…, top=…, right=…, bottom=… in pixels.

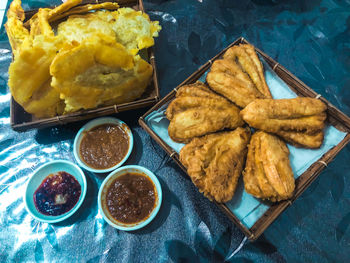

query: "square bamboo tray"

left=139, top=37, right=350, bottom=241
left=10, top=0, right=159, bottom=131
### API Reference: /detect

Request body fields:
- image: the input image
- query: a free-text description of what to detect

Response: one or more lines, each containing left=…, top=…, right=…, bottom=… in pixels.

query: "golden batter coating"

left=166, top=81, right=244, bottom=143
left=206, top=44, right=271, bottom=108
left=244, top=131, right=295, bottom=202
left=5, top=0, right=161, bottom=117
left=180, top=127, right=251, bottom=203
left=241, top=97, right=327, bottom=148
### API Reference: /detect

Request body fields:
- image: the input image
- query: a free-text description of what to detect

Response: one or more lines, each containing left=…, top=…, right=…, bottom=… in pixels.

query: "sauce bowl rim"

left=24, top=159, right=87, bottom=223
left=98, top=165, right=162, bottom=231
left=73, top=117, right=134, bottom=173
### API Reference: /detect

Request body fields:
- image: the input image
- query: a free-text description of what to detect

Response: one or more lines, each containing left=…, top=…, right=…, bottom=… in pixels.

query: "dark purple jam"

left=33, top=171, right=81, bottom=216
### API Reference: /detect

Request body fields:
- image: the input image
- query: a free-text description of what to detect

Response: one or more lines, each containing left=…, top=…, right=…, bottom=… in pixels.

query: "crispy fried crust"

left=244, top=131, right=295, bottom=202
left=6, top=0, right=161, bottom=118
left=166, top=81, right=244, bottom=143
left=5, top=0, right=29, bottom=54
left=241, top=97, right=327, bottom=148
left=180, top=127, right=251, bottom=203
left=206, top=44, right=271, bottom=108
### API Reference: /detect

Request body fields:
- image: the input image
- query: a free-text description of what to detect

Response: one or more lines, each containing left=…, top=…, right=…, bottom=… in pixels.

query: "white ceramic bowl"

left=24, top=160, right=87, bottom=223
left=73, top=117, right=133, bottom=173
left=98, top=165, right=162, bottom=231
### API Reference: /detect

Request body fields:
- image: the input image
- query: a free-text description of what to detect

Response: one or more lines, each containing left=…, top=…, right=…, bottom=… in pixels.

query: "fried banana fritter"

left=206, top=44, right=271, bottom=108
left=180, top=127, right=251, bottom=203
left=166, top=82, right=244, bottom=143
left=244, top=131, right=295, bottom=202
left=6, top=0, right=161, bottom=118
left=241, top=97, right=327, bottom=148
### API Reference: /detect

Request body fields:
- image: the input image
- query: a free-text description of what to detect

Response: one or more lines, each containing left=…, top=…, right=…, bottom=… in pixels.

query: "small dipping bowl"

left=24, top=160, right=87, bottom=223
left=73, top=117, right=133, bottom=173
left=98, top=165, right=162, bottom=231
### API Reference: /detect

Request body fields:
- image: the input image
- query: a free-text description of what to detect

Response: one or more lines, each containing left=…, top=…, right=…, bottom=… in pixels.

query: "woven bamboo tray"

left=10, top=0, right=159, bottom=131
left=139, top=37, right=350, bottom=241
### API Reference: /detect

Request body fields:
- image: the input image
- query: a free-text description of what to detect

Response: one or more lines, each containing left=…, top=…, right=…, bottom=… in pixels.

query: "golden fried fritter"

left=7, top=1, right=64, bottom=118
left=276, top=130, right=324, bottom=149
left=5, top=0, right=29, bottom=55
left=6, top=0, right=161, bottom=118
left=166, top=82, right=244, bottom=143
left=50, top=35, right=152, bottom=113
left=224, top=44, right=271, bottom=98
left=206, top=44, right=271, bottom=108
left=180, top=127, right=251, bottom=203
left=244, top=131, right=295, bottom=202
left=241, top=97, right=327, bottom=148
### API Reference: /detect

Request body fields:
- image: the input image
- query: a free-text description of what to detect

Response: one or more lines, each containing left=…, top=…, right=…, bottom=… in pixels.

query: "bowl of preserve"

left=98, top=165, right=162, bottom=231
left=24, top=160, right=87, bottom=223
left=73, top=117, right=133, bottom=173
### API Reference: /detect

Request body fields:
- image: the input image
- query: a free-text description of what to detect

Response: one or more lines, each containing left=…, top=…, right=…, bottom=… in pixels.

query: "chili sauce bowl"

left=24, top=160, right=87, bottom=223
left=73, top=117, right=134, bottom=173
left=98, top=165, right=162, bottom=231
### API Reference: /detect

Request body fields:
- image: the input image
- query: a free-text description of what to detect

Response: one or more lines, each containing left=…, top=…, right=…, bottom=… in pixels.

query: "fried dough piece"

left=224, top=44, right=271, bottom=98
left=180, top=127, right=251, bottom=203
left=241, top=98, right=327, bottom=148
left=6, top=0, right=161, bottom=118
left=5, top=0, right=29, bottom=55
left=206, top=59, right=264, bottom=108
left=166, top=82, right=230, bottom=119
left=244, top=131, right=295, bottom=202
left=6, top=0, right=65, bottom=117
left=166, top=82, right=244, bottom=143
left=50, top=35, right=152, bottom=113
left=206, top=44, right=271, bottom=108
left=276, top=130, right=324, bottom=149
left=57, top=8, right=161, bottom=54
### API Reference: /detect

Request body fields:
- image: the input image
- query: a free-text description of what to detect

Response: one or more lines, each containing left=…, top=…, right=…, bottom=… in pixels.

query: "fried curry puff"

left=244, top=131, right=295, bottom=202
left=241, top=98, right=327, bottom=148
left=6, top=0, right=161, bottom=118
left=206, top=44, right=272, bottom=108
left=166, top=81, right=243, bottom=143
left=180, top=128, right=251, bottom=203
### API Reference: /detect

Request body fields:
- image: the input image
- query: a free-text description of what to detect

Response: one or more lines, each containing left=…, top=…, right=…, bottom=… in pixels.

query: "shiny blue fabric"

left=0, top=0, right=350, bottom=262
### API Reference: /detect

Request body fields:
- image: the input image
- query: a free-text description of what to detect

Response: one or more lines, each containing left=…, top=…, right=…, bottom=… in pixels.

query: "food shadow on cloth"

left=133, top=175, right=181, bottom=235
left=54, top=171, right=98, bottom=226
left=124, top=130, right=143, bottom=165
left=264, top=177, right=325, bottom=244
left=34, top=122, right=83, bottom=144
left=33, top=107, right=147, bottom=145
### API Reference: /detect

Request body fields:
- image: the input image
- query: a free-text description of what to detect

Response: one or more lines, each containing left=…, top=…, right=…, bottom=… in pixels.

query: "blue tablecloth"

left=1, top=1, right=350, bottom=262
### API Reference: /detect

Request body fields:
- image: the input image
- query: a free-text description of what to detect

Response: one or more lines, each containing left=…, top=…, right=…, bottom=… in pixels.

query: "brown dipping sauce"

left=34, top=171, right=81, bottom=216
left=79, top=124, right=129, bottom=169
left=105, top=173, right=157, bottom=224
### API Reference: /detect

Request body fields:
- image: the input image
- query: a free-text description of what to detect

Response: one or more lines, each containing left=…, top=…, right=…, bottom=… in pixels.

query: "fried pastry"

left=206, top=44, right=271, bottom=108
left=6, top=0, right=161, bottom=118
left=50, top=35, right=153, bottom=113
left=244, top=131, right=295, bottom=202
left=166, top=82, right=244, bottom=143
left=180, top=127, right=251, bottom=203
left=241, top=97, right=327, bottom=148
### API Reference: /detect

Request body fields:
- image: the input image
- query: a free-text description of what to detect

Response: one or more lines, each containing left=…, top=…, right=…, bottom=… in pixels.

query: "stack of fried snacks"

left=166, top=81, right=243, bottom=143
left=6, top=0, right=161, bottom=118
left=206, top=44, right=272, bottom=108
left=241, top=98, right=327, bottom=148
left=244, top=131, right=295, bottom=202
left=180, top=128, right=251, bottom=203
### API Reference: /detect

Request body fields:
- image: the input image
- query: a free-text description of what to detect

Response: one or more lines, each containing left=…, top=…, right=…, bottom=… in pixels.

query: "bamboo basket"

left=139, top=37, right=350, bottom=241
left=10, top=0, right=159, bottom=131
